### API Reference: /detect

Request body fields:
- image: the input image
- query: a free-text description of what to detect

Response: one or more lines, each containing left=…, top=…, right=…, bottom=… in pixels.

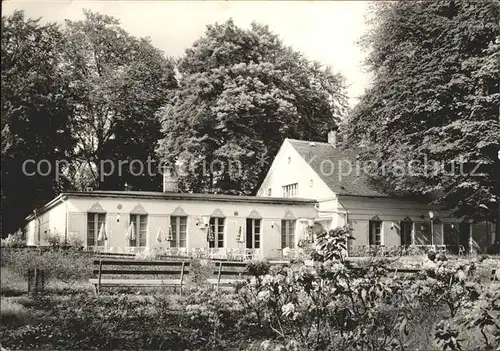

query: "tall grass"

left=0, top=298, right=33, bottom=326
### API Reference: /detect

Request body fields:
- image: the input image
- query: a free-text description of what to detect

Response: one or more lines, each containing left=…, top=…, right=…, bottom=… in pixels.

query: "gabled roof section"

left=287, top=139, right=389, bottom=197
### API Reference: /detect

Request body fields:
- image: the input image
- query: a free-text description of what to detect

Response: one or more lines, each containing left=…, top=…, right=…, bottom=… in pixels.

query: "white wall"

left=64, top=196, right=317, bottom=257
left=257, top=140, right=334, bottom=200
left=25, top=202, right=66, bottom=246
left=339, top=196, right=461, bottom=247
left=49, top=202, right=66, bottom=242
left=25, top=221, right=35, bottom=246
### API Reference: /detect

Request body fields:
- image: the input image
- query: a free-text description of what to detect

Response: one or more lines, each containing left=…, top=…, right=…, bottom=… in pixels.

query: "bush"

left=46, top=232, right=83, bottom=248
left=1, top=230, right=26, bottom=248
left=180, top=287, right=246, bottom=348
left=0, top=298, right=32, bottom=326
left=310, top=226, right=353, bottom=262
left=246, top=259, right=271, bottom=278
left=189, top=259, right=215, bottom=287
left=1, top=248, right=92, bottom=289
left=1, top=256, right=498, bottom=350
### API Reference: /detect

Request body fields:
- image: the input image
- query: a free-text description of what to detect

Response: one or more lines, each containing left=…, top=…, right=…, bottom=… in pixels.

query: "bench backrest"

left=212, top=261, right=249, bottom=279
left=92, top=259, right=190, bottom=276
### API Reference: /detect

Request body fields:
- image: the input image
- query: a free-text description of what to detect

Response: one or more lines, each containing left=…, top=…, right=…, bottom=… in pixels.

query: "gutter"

left=59, top=191, right=317, bottom=205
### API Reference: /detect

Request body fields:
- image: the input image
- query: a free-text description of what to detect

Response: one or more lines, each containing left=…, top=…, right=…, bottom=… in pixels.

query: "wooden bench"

left=207, top=261, right=256, bottom=290
left=90, top=259, right=189, bottom=295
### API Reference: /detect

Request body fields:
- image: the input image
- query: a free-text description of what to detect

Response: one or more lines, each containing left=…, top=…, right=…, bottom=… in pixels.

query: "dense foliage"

left=1, top=254, right=498, bottom=350
left=311, top=226, right=353, bottom=262
left=62, top=10, right=177, bottom=191
left=345, top=2, right=500, bottom=230
left=1, top=248, right=92, bottom=289
left=1, top=11, right=75, bottom=234
left=0, top=231, right=26, bottom=248
left=156, top=19, right=348, bottom=194
left=1, top=10, right=177, bottom=234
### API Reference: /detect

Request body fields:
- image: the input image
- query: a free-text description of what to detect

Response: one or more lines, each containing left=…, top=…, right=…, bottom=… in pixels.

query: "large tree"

left=1, top=11, right=74, bottom=234
left=345, top=2, right=500, bottom=234
left=62, top=10, right=177, bottom=191
left=157, top=19, right=348, bottom=194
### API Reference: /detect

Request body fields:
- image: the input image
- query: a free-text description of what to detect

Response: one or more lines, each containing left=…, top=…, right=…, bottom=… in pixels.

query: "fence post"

left=27, top=269, right=32, bottom=293
left=40, top=269, right=45, bottom=291
left=33, top=268, right=38, bottom=294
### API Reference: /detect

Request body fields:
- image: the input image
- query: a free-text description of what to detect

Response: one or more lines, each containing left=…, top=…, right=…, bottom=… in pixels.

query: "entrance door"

left=400, top=220, right=413, bottom=246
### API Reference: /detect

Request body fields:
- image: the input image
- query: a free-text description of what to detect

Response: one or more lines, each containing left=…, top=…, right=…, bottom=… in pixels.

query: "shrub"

left=0, top=298, right=32, bottom=326
left=237, top=260, right=414, bottom=350
left=1, top=257, right=497, bottom=350
left=246, top=259, right=271, bottom=279
left=180, top=287, right=247, bottom=348
left=189, top=259, right=214, bottom=287
left=46, top=232, right=83, bottom=248
left=310, top=226, right=353, bottom=262
left=1, top=230, right=26, bottom=248
left=2, top=248, right=92, bottom=289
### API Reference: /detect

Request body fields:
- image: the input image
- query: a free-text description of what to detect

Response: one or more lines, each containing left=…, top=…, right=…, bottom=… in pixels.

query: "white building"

left=257, top=132, right=497, bottom=254
left=24, top=190, right=317, bottom=259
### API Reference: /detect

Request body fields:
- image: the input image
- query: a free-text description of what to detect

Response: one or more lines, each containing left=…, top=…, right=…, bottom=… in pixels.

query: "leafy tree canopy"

left=1, top=10, right=177, bottom=234
left=157, top=19, right=348, bottom=194
left=1, top=10, right=74, bottom=233
left=63, top=10, right=177, bottom=191
left=345, top=1, right=500, bottom=227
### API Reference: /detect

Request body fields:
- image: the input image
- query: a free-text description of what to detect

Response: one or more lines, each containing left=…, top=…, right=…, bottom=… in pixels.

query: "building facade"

left=257, top=134, right=497, bottom=254
left=24, top=191, right=317, bottom=258
left=24, top=134, right=497, bottom=257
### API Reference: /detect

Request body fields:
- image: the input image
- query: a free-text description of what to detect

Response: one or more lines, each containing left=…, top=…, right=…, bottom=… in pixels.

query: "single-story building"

left=257, top=133, right=497, bottom=254
left=24, top=190, right=318, bottom=259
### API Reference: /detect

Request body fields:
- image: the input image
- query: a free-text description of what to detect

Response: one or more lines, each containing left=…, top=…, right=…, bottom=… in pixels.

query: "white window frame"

left=282, top=183, right=298, bottom=197
left=130, top=214, right=148, bottom=247
left=369, top=220, right=382, bottom=246
left=246, top=218, right=261, bottom=249
left=170, top=216, right=187, bottom=248
left=209, top=217, right=225, bottom=248
left=281, top=219, right=296, bottom=248
left=87, top=212, right=106, bottom=247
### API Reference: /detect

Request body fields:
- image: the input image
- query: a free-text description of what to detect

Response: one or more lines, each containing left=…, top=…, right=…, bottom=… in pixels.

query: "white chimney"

left=328, top=131, right=337, bottom=148
left=162, top=166, right=179, bottom=193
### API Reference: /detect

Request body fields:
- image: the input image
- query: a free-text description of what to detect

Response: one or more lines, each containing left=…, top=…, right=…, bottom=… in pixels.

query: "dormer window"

left=283, top=183, right=298, bottom=197
left=267, top=188, right=272, bottom=196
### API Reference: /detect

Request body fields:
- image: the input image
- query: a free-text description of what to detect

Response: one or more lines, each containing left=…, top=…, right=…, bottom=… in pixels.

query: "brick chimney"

left=162, top=166, right=179, bottom=193
left=327, top=130, right=337, bottom=148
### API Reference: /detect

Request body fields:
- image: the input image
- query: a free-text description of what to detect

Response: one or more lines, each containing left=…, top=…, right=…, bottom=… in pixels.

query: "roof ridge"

left=286, top=138, right=333, bottom=146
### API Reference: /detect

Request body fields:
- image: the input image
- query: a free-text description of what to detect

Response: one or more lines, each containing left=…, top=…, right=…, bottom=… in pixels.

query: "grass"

left=0, top=298, right=33, bottom=327
left=1, top=267, right=26, bottom=296
left=1, top=252, right=498, bottom=350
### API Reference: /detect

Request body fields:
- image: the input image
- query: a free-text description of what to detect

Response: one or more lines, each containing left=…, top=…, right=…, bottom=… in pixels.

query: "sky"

left=2, top=0, right=373, bottom=107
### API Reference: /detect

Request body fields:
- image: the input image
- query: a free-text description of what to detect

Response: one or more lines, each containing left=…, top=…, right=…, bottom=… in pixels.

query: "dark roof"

left=25, top=190, right=317, bottom=221
left=287, top=139, right=389, bottom=197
